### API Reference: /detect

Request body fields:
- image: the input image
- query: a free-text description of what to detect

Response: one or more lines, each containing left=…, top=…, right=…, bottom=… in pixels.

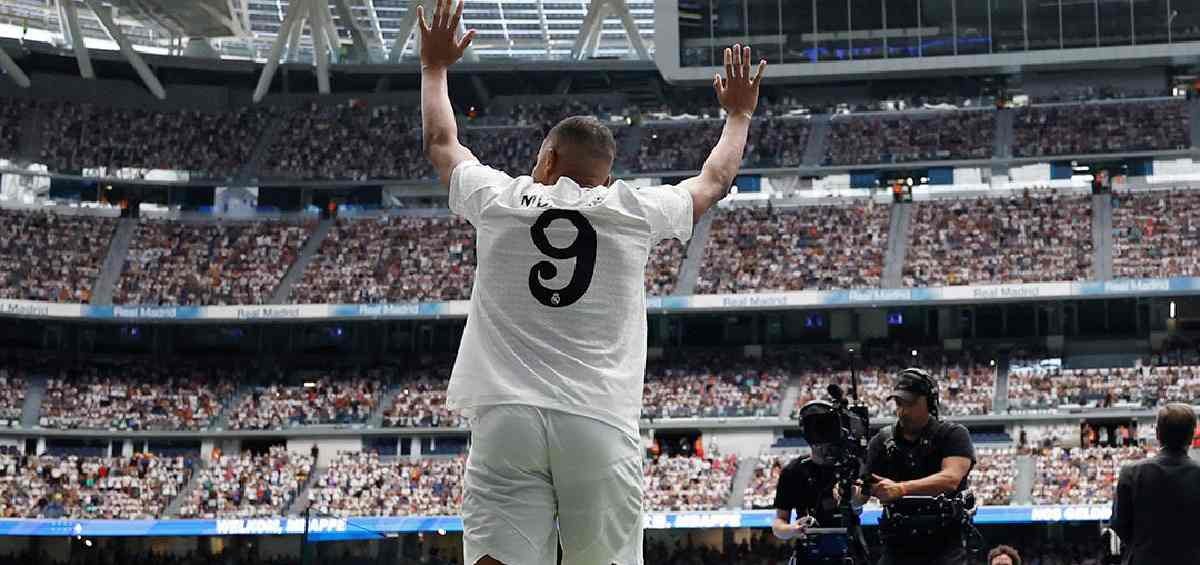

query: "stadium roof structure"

left=0, top=0, right=655, bottom=63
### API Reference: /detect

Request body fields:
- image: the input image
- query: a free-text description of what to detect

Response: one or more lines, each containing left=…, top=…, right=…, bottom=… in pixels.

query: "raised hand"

left=713, top=44, right=767, bottom=119
left=417, top=0, right=477, bottom=71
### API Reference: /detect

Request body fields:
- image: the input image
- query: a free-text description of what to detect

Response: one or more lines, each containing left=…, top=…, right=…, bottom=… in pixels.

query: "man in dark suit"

left=1112, top=403, right=1200, bottom=565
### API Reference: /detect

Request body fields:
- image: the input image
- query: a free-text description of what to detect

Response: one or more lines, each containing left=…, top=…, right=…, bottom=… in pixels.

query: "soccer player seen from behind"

left=417, top=1, right=766, bottom=563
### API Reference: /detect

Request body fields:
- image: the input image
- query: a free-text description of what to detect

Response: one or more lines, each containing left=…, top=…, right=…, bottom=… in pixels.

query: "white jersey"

left=446, top=160, right=693, bottom=438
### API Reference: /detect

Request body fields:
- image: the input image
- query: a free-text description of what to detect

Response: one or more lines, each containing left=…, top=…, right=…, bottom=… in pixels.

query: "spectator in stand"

left=1032, top=446, right=1154, bottom=505
left=39, top=363, right=237, bottom=431
left=227, top=375, right=382, bottom=430
left=308, top=452, right=464, bottom=517
left=973, top=447, right=1016, bottom=506
left=39, top=102, right=266, bottom=179
left=825, top=111, right=994, bottom=166
left=1013, top=100, right=1189, bottom=158
left=116, top=219, right=313, bottom=306
left=0, top=208, right=117, bottom=303
left=642, top=451, right=739, bottom=511
left=1112, top=190, right=1200, bottom=279
left=697, top=203, right=889, bottom=293
left=904, top=191, right=1093, bottom=287
left=0, top=452, right=191, bottom=519
left=291, top=215, right=476, bottom=304
left=637, top=117, right=809, bottom=172
left=177, top=446, right=312, bottom=518
left=642, top=354, right=786, bottom=419
left=644, top=240, right=686, bottom=296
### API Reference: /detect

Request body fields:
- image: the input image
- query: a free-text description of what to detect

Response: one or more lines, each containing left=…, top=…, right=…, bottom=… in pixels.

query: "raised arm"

left=678, top=44, right=767, bottom=223
left=419, top=0, right=478, bottom=188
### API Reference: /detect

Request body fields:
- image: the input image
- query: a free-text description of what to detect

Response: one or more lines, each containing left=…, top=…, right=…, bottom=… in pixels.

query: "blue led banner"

left=0, top=506, right=1113, bottom=539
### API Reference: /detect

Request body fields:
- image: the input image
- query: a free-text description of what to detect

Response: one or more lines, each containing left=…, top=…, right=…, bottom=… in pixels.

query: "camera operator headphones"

left=893, top=367, right=940, bottom=420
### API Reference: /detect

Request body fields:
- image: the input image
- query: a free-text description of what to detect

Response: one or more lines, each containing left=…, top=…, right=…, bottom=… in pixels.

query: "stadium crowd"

left=308, top=452, right=464, bottom=517
left=972, top=446, right=1017, bottom=506
left=39, top=102, right=265, bottom=179
left=0, top=452, right=192, bottom=519
left=226, top=376, right=382, bottom=430
left=825, top=111, right=995, bottom=166
left=177, top=447, right=312, bottom=518
left=697, top=203, right=890, bottom=293
left=1013, top=100, right=1190, bottom=157
left=0, top=98, right=30, bottom=158
left=382, top=365, right=462, bottom=429
left=641, top=355, right=787, bottom=420
left=1007, top=363, right=1200, bottom=411
left=39, top=363, right=237, bottom=431
left=1112, top=190, right=1200, bottom=279
left=642, top=452, right=739, bottom=512
left=264, top=102, right=427, bottom=181
left=793, top=354, right=997, bottom=418
left=0, top=208, right=116, bottom=303
left=904, top=191, right=1093, bottom=286
left=0, top=367, right=24, bottom=427
left=291, top=215, right=475, bottom=304
left=116, top=219, right=313, bottom=306
left=1032, top=446, right=1154, bottom=506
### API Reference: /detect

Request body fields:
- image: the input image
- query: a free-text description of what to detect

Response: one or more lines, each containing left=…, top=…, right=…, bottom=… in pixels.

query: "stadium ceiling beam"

left=0, top=46, right=31, bottom=88
left=535, top=0, right=551, bottom=57
left=570, top=0, right=648, bottom=61
left=254, top=0, right=309, bottom=102
left=310, top=0, right=332, bottom=93
left=333, top=0, right=372, bottom=63
left=195, top=1, right=246, bottom=37
left=362, top=0, right=387, bottom=58
left=82, top=0, right=167, bottom=99
left=59, top=0, right=94, bottom=79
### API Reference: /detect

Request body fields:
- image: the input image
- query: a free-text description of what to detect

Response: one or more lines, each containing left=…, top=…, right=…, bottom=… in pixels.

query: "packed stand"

left=697, top=203, right=889, bottom=294
left=637, top=122, right=723, bottom=172
left=793, top=353, right=996, bottom=419
left=227, top=374, right=383, bottom=430
left=642, top=452, right=739, bottom=511
left=1112, top=190, right=1200, bottom=279
left=1007, top=363, right=1200, bottom=412
left=644, top=239, right=686, bottom=296
left=641, top=354, right=787, bottom=420
left=824, top=111, right=995, bottom=166
left=1032, top=446, right=1154, bottom=505
left=39, top=102, right=265, bottom=178
left=0, top=452, right=192, bottom=519
left=0, top=367, right=24, bottom=427
left=264, top=102, right=427, bottom=180
left=904, top=191, right=1093, bottom=287
left=0, top=208, right=116, bottom=303
left=972, top=447, right=1016, bottom=506
left=177, top=447, right=312, bottom=518
left=476, top=99, right=626, bottom=128
left=0, top=98, right=31, bottom=158
left=291, top=215, right=475, bottom=304
left=1017, top=424, right=1082, bottom=451
left=308, top=452, right=464, bottom=517
left=744, top=118, right=811, bottom=168
left=39, top=363, right=237, bottom=431
left=742, top=454, right=788, bottom=510
left=116, top=219, right=313, bottom=306
left=382, top=364, right=462, bottom=428
left=1013, top=100, right=1190, bottom=157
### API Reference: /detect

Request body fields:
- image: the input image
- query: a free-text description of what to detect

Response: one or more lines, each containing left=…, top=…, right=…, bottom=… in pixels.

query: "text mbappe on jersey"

left=520, top=194, right=552, bottom=208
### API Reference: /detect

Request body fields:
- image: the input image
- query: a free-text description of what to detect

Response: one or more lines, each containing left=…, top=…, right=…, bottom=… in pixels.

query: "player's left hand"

left=418, top=0, right=477, bottom=71
left=870, top=474, right=905, bottom=503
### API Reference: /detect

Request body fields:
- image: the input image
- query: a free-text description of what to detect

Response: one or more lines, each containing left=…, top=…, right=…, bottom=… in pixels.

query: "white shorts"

left=462, top=404, right=644, bottom=565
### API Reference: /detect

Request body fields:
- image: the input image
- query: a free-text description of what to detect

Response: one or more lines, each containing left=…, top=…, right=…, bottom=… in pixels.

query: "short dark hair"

left=1157, top=403, right=1196, bottom=451
left=547, top=115, right=616, bottom=161
left=987, top=545, right=1021, bottom=565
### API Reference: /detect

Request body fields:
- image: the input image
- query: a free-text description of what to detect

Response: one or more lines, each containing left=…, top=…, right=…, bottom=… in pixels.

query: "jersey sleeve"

left=448, top=160, right=515, bottom=225
left=636, top=184, right=694, bottom=244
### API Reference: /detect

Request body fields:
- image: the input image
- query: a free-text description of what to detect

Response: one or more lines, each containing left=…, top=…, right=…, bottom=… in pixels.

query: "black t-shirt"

left=773, top=456, right=843, bottom=527
left=866, top=419, right=976, bottom=492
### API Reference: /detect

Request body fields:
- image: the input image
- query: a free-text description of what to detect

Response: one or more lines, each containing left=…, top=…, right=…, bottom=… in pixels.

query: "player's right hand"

left=714, top=44, right=767, bottom=120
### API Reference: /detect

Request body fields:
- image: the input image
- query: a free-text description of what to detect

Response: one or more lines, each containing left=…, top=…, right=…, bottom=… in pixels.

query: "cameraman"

left=861, top=368, right=976, bottom=565
left=773, top=401, right=845, bottom=541
left=774, top=401, right=863, bottom=563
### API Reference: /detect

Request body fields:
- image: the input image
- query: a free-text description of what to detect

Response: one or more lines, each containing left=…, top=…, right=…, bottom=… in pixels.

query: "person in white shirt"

left=418, top=1, right=766, bottom=564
